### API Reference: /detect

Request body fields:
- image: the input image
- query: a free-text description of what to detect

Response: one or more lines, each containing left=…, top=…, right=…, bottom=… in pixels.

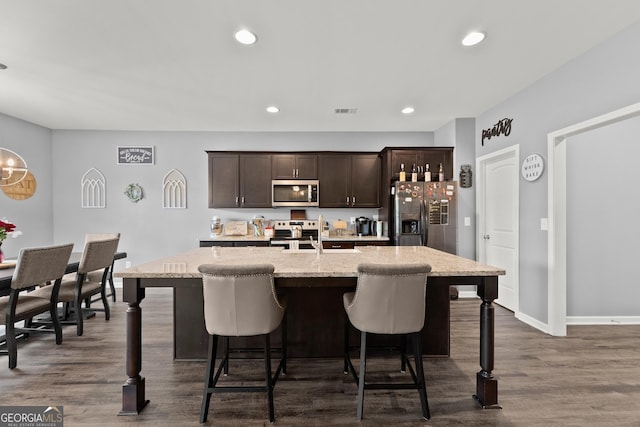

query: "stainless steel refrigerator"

left=393, top=181, right=457, bottom=254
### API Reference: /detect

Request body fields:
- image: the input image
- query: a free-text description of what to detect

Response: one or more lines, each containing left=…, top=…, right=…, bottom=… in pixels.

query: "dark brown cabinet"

left=318, top=153, right=381, bottom=208
left=385, top=147, right=454, bottom=182
left=208, top=152, right=272, bottom=208
left=322, top=240, right=388, bottom=249
left=199, top=240, right=270, bottom=248
left=272, top=153, right=317, bottom=179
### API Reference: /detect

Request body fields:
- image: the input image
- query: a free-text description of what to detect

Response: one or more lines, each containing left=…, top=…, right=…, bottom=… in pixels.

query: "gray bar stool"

left=197, top=263, right=287, bottom=424
left=343, top=263, right=432, bottom=420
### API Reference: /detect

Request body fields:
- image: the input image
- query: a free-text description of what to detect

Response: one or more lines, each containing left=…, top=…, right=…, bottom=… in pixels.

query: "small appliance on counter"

left=355, top=217, right=372, bottom=236
left=209, top=216, right=222, bottom=237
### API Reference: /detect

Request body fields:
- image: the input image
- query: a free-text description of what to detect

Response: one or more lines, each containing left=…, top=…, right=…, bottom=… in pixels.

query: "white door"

left=477, top=146, right=519, bottom=312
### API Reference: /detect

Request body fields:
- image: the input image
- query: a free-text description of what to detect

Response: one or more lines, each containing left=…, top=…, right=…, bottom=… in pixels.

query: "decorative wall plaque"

left=1, top=170, right=37, bottom=200
left=81, top=168, right=106, bottom=208
left=117, top=146, right=154, bottom=165
left=521, top=153, right=545, bottom=182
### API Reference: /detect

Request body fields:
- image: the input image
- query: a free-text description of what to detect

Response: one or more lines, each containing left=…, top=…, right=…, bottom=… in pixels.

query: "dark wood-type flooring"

left=2, top=288, right=640, bottom=426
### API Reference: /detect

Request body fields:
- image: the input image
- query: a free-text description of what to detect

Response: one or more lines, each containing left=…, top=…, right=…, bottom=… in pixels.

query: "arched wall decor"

left=162, top=169, right=187, bottom=209
left=81, top=168, right=106, bottom=208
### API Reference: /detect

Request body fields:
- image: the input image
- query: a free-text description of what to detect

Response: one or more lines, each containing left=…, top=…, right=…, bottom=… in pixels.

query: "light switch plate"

left=541, top=218, right=548, bottom=231
left=464, top=217, right=471, bottom=226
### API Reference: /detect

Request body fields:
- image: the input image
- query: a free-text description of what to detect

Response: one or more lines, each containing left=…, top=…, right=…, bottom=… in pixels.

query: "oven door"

left=270, top=239, right=314, bottom=250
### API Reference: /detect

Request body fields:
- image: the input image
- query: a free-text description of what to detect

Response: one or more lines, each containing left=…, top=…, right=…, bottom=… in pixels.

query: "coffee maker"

left=356, top=217, right=372, bottom=236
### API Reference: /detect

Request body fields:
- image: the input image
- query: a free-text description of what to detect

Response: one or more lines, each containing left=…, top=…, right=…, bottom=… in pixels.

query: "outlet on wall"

left=350, top=217, right=356, bottom=224
left=125, top=261, right=132, bottom=268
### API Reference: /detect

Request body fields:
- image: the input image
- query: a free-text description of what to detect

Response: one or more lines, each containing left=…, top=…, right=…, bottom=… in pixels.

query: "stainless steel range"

left=270, top=220, right=320, bottom=249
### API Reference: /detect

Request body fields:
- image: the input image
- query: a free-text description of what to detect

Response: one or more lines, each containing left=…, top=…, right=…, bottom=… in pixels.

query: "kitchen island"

left=116, top=245, right=504, bottom=415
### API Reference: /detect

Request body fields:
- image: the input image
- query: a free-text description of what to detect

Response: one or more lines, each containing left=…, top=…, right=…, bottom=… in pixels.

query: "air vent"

left=334, top=108, right=358, bottom=114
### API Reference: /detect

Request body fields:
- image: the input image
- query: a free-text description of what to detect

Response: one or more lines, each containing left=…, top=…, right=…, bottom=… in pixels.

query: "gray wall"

left=49, top=131, right=449, bottom=268
left=566, top=116, right=640, bottom=317
left=476, top=21, right=640, bottom=322
left=0, top=113, right=53, bottom=258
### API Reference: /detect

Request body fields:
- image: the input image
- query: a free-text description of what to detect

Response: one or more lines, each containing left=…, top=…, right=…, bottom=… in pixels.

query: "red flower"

left=0, top=219, right=16, bottom=241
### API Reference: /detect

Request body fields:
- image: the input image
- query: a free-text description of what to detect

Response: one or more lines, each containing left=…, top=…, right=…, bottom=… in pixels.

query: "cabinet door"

left=271, top=154, right=297, bottom=179
left=208, top=153, right=240, bottom=208
left=240, top=154, right=272, bottom=208
left=351, top=154, right=381, bottom=207
left=391, top=151, right=421, bottom=180
left=295, top=154, right=318, bottom=179
left=318, top=154, right=351, bottom=207
left=272, top=154, right=317, bottom=179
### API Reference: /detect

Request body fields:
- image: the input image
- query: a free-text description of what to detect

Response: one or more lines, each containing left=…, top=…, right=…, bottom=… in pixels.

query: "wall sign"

left=117, top=146, right=154, bottom=165
left=481, top=118, right=513, bottom=145
left=521, top=153, right=544, bottom=182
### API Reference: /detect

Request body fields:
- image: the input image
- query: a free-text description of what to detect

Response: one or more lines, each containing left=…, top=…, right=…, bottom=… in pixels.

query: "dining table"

left=116, top=245, right=505, bottom=415
left=0, top=251, right=128, bottom=297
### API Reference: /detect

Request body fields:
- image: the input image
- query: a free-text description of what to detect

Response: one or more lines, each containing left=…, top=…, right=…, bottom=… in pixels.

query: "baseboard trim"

left=567, top=316, right=640, bottom=325
left=515, top=311, right=551, bottom=334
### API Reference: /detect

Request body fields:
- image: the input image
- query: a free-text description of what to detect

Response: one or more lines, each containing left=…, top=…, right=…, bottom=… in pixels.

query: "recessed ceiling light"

left=462, top=31, right=485, bottom=47
left=234, top=29, right=257, bottom=45
left=401, top=106, right=415, bottom=115
left=266, top=106, right=279, bottom=113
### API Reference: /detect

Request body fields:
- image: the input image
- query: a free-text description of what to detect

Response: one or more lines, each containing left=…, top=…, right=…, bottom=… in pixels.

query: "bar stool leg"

left=356, top=331, right=367, bottom=420
left=264, top=334, right=275, bottom=423
left=412, top=332, right=430, bottom=420
left=200, top=334, right=218, bottom=423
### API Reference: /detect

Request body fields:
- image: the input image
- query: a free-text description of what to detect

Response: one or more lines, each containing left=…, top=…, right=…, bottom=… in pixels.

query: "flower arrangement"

left=0, top=219, right=16, bottom=241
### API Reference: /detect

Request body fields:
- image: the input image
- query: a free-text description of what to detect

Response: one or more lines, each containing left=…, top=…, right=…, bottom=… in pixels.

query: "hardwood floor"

left=2, top=288, right=640, bottom=426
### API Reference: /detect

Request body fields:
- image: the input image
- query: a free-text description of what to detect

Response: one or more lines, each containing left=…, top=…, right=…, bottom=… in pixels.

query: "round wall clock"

left=521, top=153, right=544, bottom=182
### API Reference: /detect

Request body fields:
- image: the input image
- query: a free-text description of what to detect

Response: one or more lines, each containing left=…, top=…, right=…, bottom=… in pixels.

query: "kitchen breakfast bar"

left=116, top=245, right=505, bottom=415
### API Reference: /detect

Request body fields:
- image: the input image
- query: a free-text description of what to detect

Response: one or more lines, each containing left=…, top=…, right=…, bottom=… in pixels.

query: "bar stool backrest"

left=346, top=263, right=431, bottom=335
left=198, top=264, right=284, bottom=337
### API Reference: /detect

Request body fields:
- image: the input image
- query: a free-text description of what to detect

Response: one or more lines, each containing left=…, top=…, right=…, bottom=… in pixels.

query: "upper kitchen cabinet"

left=318, top=153, right=381, bottom=208
left=208, top=152, right=272, bottom=208
left=382, top=147, right=454, bottom=182
left=271, top=153, right=318, bottom=179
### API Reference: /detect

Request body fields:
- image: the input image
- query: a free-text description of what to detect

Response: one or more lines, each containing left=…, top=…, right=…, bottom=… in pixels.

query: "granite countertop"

left=117, top=246, right=505, bottom=279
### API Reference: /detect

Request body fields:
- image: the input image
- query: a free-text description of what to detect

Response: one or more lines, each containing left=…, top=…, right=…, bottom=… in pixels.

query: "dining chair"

left=343, top=263, right=432, bottom=420
left=84, top=233, right=120, bottom=302
left=30, top=236, right=119, bottom=336
left=0, top=243, right=74, bottom=369
left=197, top=263, right=287, bottom=423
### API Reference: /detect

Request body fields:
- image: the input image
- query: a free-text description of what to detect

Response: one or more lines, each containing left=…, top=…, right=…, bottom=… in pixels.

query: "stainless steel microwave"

left=271, top=180, right=319, bottom=207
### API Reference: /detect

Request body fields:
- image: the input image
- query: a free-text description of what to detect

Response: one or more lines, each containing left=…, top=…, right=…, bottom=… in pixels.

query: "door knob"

left=483, top=234, right=490, bottom=240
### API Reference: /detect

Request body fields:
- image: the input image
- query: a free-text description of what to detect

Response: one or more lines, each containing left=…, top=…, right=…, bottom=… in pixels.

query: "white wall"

left=475, top=21, right=640, bottom=322
left=0, top=113, right=53, bottom=258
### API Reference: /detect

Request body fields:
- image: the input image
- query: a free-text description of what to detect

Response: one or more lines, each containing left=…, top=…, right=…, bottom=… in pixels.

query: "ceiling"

left=1, top=1, right=640, bottom=132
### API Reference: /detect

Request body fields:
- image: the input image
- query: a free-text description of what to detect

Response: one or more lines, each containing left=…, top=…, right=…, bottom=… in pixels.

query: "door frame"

left=547, top=102, right=640, bottom=336
left=476, top=144, right=520, bottom=313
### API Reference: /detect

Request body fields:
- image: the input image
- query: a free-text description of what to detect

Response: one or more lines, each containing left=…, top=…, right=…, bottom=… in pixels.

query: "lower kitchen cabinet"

left=322, top=240, right=389, bottom=249
left=199, top=240, right=270, bottom=247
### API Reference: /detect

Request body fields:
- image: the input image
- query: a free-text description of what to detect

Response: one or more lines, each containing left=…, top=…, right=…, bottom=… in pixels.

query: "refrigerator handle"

left=422, top=200, right=429, bottom=247
left=419, top=200, right=425, bottom=245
